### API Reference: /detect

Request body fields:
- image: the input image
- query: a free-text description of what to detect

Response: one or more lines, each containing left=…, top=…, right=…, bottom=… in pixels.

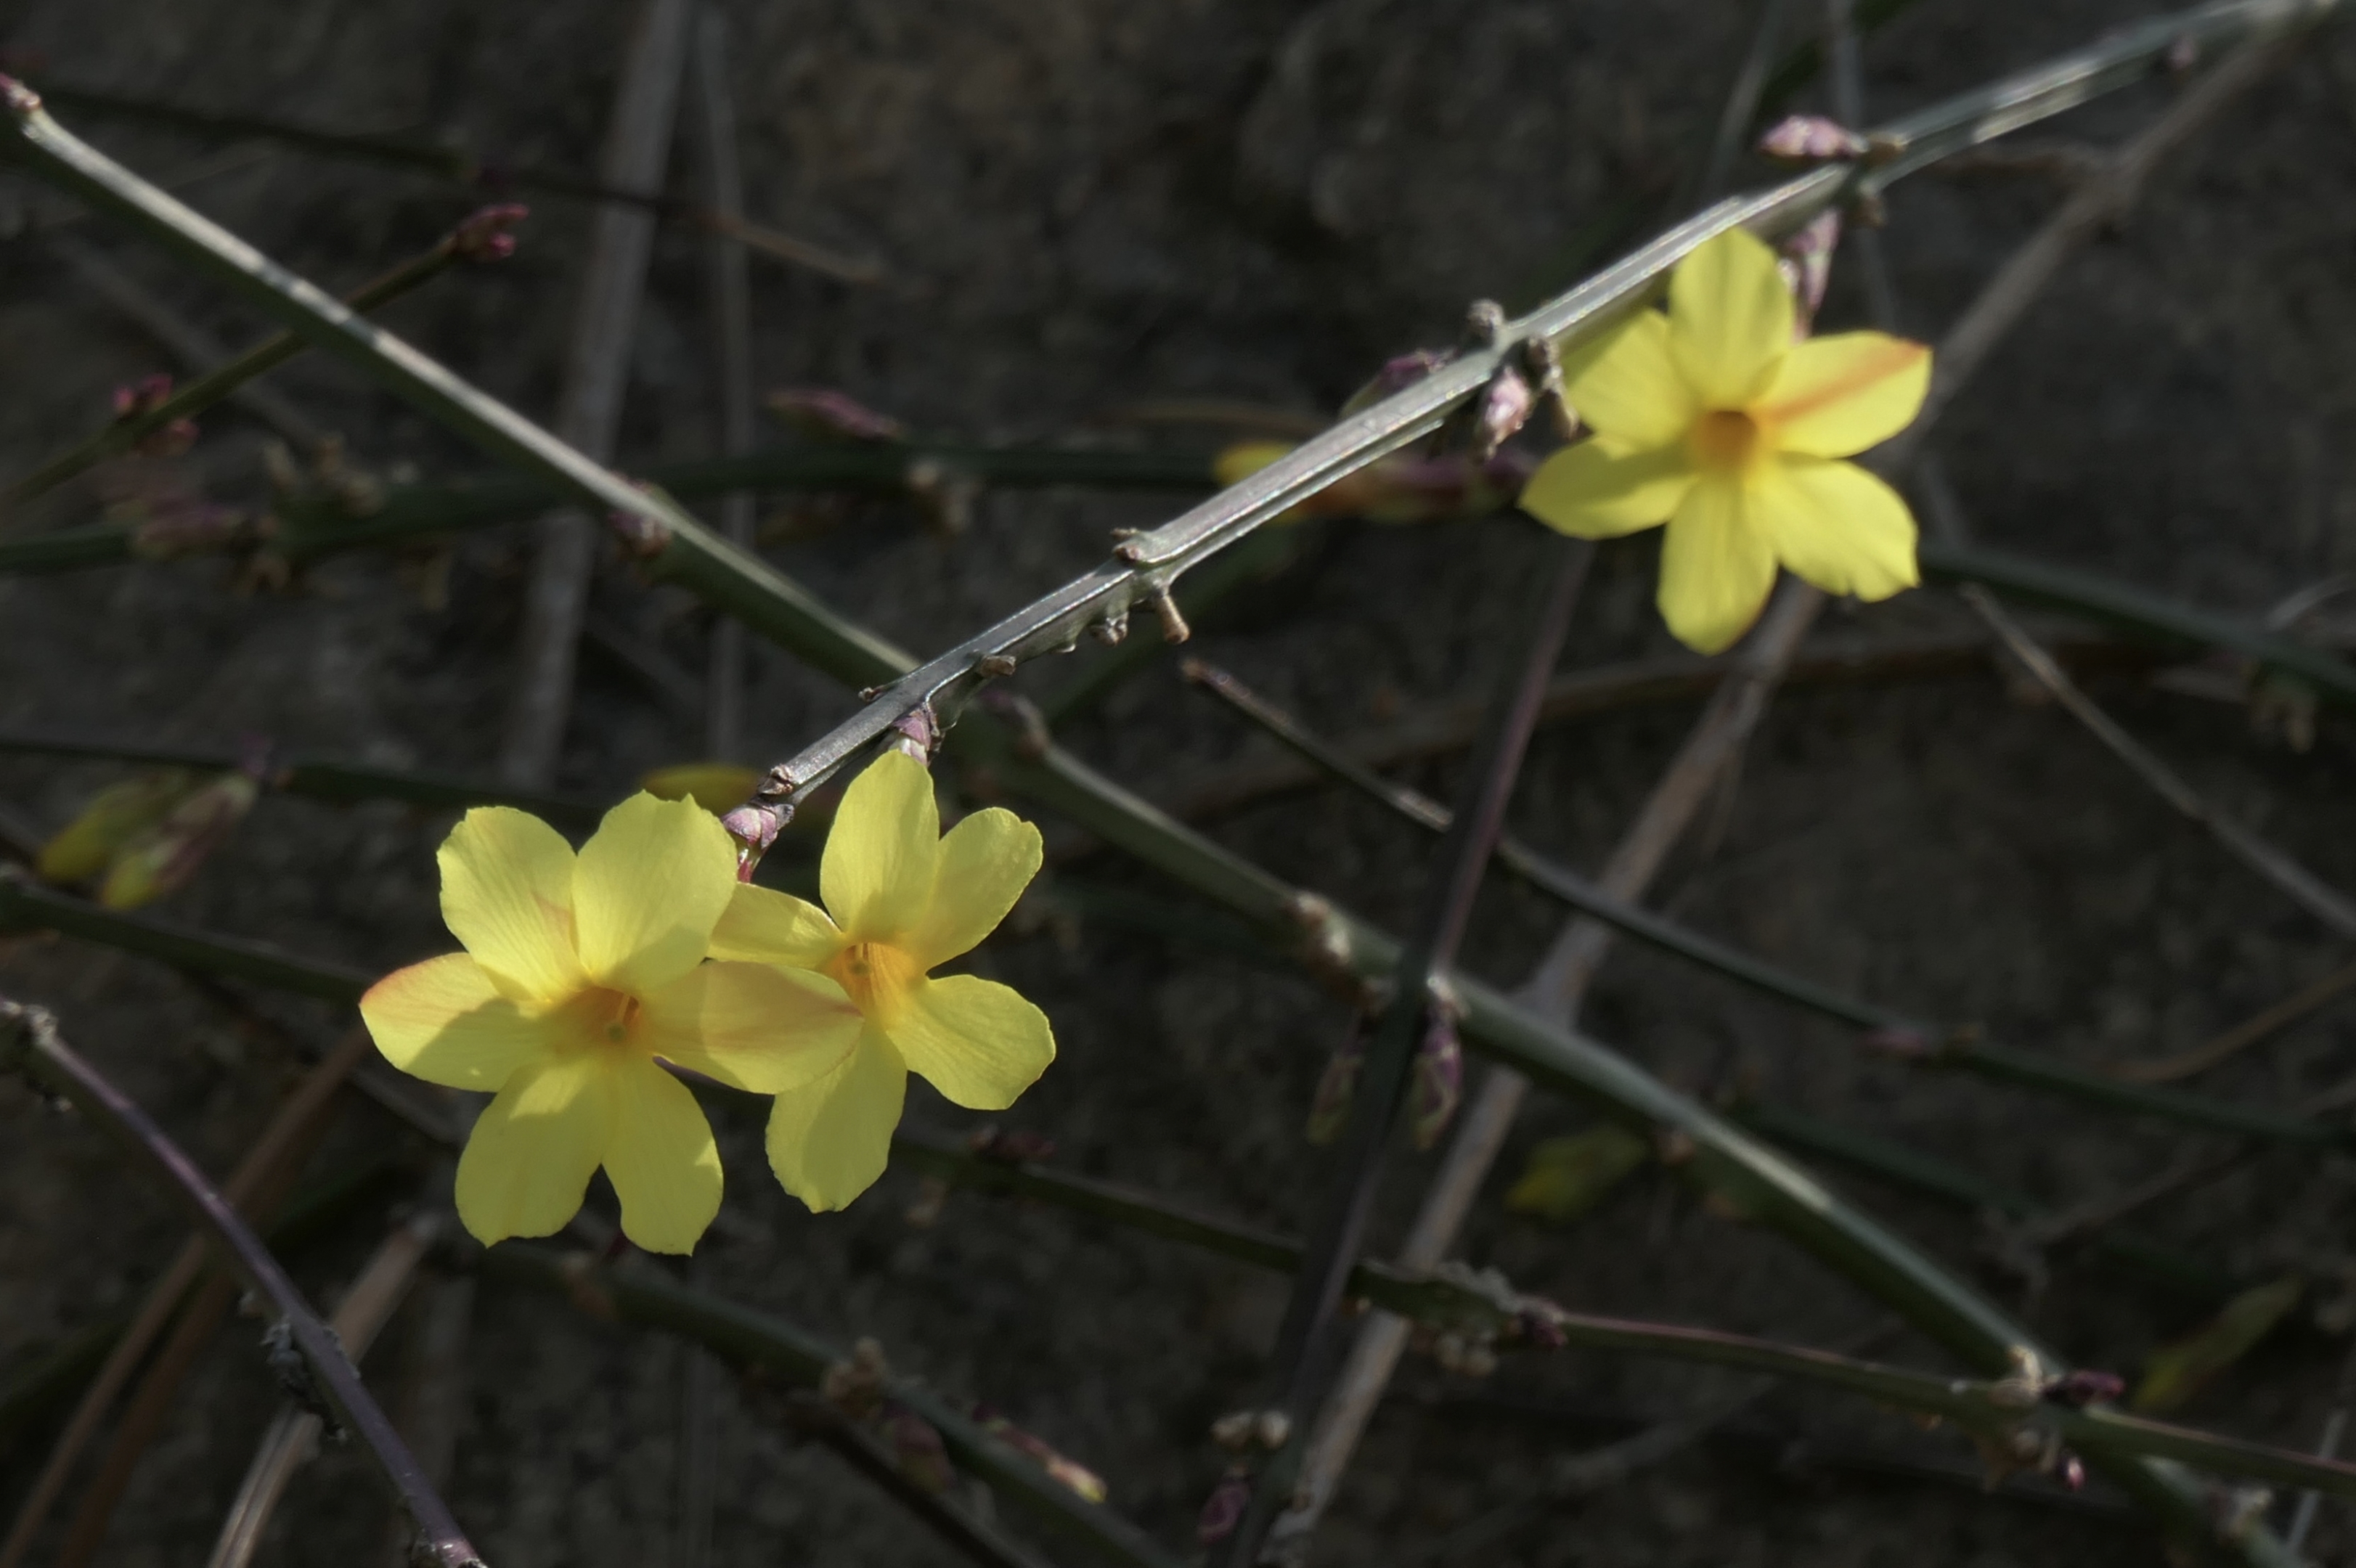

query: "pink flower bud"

left=1776, top=210, right=1843, bottom=332
left=1197, top=1468, right=1251, bottom=1543
left=1468, top=364, right=1536, bottom=462
left=720, top=801, right=788, bottom=881
left=1757, top=115, right=1870, bottom=164
left=1340, top=348, right=1454, bottom=417
left=449, top=203, right=529, bottom=263
left=881, top=1405, right=956, bottom=1493
left=1409, top=1008, right=1462, bottom=1150
left=767, top=388, right=908, bottom=444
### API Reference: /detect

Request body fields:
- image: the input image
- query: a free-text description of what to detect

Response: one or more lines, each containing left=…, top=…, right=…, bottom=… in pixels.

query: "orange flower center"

left=1688, top=409, right=1764, bottom=475
left=553, top=986, right=644, bottom=1052
left=826, top=940, right=921, bottom=1026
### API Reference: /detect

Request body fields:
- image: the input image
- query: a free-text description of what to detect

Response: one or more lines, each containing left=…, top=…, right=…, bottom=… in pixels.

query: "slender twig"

left=7, top=205, right=520, bottom=511
left=2108, top=958, right=2356, bottom=1085
left=0, top=997, right=481, bottom=1566
left=772, top=1392, right=1058, bottom=1568
left=480, top=1245, right=1184, bottom=1568
left=695, top=8, right=758, bottom=766
left=1688, top=0, right=1792, bottom=207
left=379, top=1270, right=476, bottom=1568
left=0, top=870, right=370, bottom=1002
left=27, top=78, right=881, bottom=284
left=1961, top=576, right=2356, bottom=940
left=1267, top=577, right=1829, bottom=1558
left=1182, top=658, right=2356, bottom=1151
left=206, top=1214, right=439, bottom=1568
left=500, top=0, right=696, bottom=789
left=0, top=444, right=1215, bottom=578
left=1218, top=543, right=1592, bottom=1565
left=1754, top=0, right=1928, bottom=121
left=48, top=235, right=321, bottom=450
left=1157, top=626, right=2156, bottom=820
left=2286, top=1339, right=2356, bottom=1551
left=0, top=727, right=603, bottom=828
left=0, top=1026, right=371, bottom=1568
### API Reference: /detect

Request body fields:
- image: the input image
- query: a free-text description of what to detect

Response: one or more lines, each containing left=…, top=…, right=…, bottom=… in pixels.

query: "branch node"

left=1144, top=584, right=1189, bottom=645
left=972, top=652, right=1017, bottom=679
left=261, top=1317, right=348, bottom=1440
left=1088, top=608, right=1130, bottom=645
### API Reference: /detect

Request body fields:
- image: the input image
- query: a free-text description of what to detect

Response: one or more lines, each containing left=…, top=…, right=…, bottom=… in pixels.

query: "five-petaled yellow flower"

left=361, top=794, right=863, bottom=1253
left=711, top=750, right=1056, bottom=1212
left=1520, top=227, right=1932, bottom=653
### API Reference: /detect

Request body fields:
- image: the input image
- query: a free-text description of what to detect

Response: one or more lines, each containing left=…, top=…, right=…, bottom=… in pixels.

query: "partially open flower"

left=711, top=750, right=1056, bottom=1213
left=361, top=794, right=863, bottom=1253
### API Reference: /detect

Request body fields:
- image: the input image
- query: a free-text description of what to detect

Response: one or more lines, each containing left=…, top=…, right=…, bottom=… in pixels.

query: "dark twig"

left=0, top=1025, right=372, bottom=1568
left=1268, top=578, right=1830, bottom=1559
left=27, top=78, right=881, bottom=284
left=0, top=997, right=482, bottom=1567
left=1181, top=658, right=2354, bottom=1151
left=1216, top=542, right=1593, bottom=1564
left=481, top=1246, right=1183, bottom=1568
left=773, top=1392, right=1058, bottom=1568
left=206, top=1214, right=439, bottom=1568
left=695, top=7, right=758, bottom=765
left=0, top=726, right=603, bottom=828
left=501, top=0, right=696, bottom=789
left=6, top=205, right=521, bottom=511
left=1687, top=0, right=1792, bottom=207
left=47, top=235, right=320, bottom=451
left=2108, top=958, right=2356, bottom=1085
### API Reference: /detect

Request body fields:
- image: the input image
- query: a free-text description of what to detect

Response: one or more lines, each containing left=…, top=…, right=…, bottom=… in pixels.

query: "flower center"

left=1687, top=409, right=1763, bottom=474
left=553, top=986, right=643, bottom=1052
left=826, top=941, right=922, bottom=1026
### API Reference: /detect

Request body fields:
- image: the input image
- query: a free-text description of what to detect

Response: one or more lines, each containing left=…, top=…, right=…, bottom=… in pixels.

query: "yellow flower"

left=360, top=793, right=863, bottom=1254
left=709, top=750, right=1055, bottom=1212
left=1520, top=227, right=1931, bottom=653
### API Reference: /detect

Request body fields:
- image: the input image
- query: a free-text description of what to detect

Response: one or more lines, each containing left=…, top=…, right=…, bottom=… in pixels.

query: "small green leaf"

left=1504, top=1126, right=1650, bottom=1223
left=2132, top=1275, right=2303, bottom=1415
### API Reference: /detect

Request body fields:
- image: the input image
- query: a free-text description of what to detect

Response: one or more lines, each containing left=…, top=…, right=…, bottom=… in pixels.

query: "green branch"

left=480, top=1246, right=1183, bottom=1568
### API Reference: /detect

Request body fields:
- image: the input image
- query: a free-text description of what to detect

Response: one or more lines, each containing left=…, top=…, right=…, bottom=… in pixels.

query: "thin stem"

left=479, top=1245, right=1185, bottom=1568
left=2108, top=957, right=2356, bottom=1085
left=0, top=997, right=481, bottom=1567
left=0, top=726, right=604, bottom=829
left=1219, top=542, right=1591, bottom=1564
left=897, top=1127, right=2356, bottom=1499
left=0, top=1026, right=372, bottom=1568
left=206, top=1215, right=439, bottom=1568
left=28, top=78, right=881, bottom=284
left=772, top=1392, right=1059, bottom=1568
left=4, top=205, right=515, bottom=510
left=695, top=7, right=757, bottom=765
left=1181, top=658, right=2354, bottom=1151
left=0, top=870, right=370, bottom=1003
left=1687, top=0, right=1792, bottom=207
left=500, top=0, right=696, bottom=791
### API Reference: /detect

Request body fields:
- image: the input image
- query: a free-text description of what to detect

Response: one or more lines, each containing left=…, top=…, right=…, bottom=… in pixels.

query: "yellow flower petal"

left=904, top=809, right=1043, bottom=970
left=1657, top=475, right=1780, bottom=654
left=1519, top=438, right=1699, bottom=540
left=361, top=952, right=550, bottom=1091
left=1668, top=229, right=1793, bottom=408
left=454, top=1053, right=612, bottom=1245
left=889, top=974, right=1056, bottom=1111
left=820, top=751, right=940, bottom=942
left=1756, top=332, right=1931, bottom=457
left=437, top=807, right=583, bottom=1008
left=1562, top=311, right=1699, bottom=449
left=572, top=793, right=738, bottom=996
left=600, top=1055, right=723, bottom=1254
left=707, top=883, right=845, bottom=969
left=765, top=1029, right=906, bottom=1212
left=1754, top=456, right=1920, bottom=602
left=640, top=960, right=863, bottom=1093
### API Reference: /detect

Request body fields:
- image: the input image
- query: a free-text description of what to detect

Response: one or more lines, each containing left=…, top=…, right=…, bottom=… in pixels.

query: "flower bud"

left=37, top=770, right=198, bottom=885
left=448, top=203, right=529, bottom=263
left=1340, top=348, right=1454, bottom=417
left=98, top=767, right=261, bottom=910
left=1467, top=363, right=1536, bottom=462
left=1197, top=1467, right=1251, bottom=1543
left=882, top=1404, right=956, bottom=1493
left=110, top=372, right=196, bottom=457
left=719, top=801, right=788, bottom=881
left=767, top=387, right=908, bottom=444
left=1305, top=1020, right=1367, bottom=1146
left=975, top=1407, right=1108, bottom=1501
left=1408, top=1008, right=1462, bottom=1151
left=1757, top=114, right=1870, bottom=163
left=1776, top=210, right=1843, bottom=332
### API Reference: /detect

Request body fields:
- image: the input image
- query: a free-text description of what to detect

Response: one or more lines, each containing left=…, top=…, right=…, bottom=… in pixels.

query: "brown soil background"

left=3, top=0, right=2356, bottom=1564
